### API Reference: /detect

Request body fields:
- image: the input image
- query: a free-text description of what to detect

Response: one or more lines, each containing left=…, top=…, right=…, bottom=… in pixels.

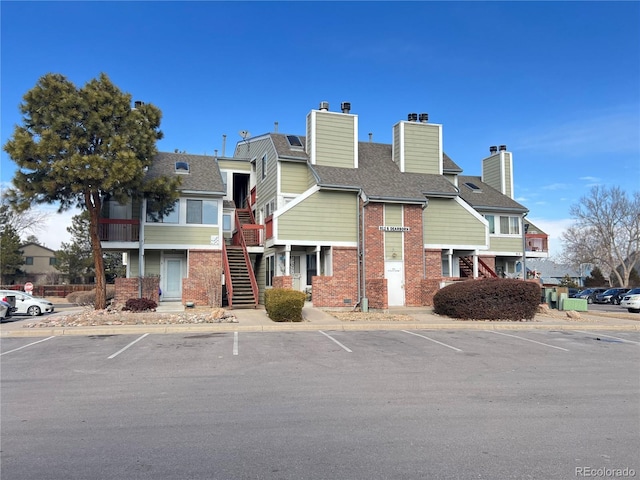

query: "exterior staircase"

left=224, top=246, right=257, bottom=308
left=459, top=256, right=498, bottom=279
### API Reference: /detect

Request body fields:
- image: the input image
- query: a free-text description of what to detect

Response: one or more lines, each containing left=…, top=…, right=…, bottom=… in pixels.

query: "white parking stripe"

left=233, top=331, right=239, bottom=355
left=574, top=331, right=640, bottom=345
left=489, top=331, right=569, bottom=351
left=402, top=330, right=463, bottom=352
left=107, top=333, right=149, bottom=359
left=318, top=331, right=352, bottom=352
left=0, top=336, right=55, bottom=356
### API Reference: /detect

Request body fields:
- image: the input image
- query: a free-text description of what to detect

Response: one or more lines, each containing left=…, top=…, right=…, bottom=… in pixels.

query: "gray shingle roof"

left=147, top=152, right=225, bottom=195
left=310, top=142, right=458, bottom=202
left=458, top=175, right=527, bottom=213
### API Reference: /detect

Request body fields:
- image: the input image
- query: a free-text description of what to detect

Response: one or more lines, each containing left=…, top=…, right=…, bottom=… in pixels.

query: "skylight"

left=464, top=182, right=481, bottom=192
left=175, top=161, right=189, bottom=173
left=286, top=135, right=303, bottom=148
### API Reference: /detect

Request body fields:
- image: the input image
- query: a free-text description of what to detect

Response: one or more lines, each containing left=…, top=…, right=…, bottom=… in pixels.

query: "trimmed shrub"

left=264, top=288, right=306, bottom=322
left=67, top=286, right=116, bottom=306
left=433, top=278, right=541, bottom=320
left=123, top=297, right=157, bottom=312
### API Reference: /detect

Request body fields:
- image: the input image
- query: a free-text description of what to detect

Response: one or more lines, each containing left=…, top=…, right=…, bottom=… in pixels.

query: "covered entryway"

left=162, top=255, right=185, bottom=301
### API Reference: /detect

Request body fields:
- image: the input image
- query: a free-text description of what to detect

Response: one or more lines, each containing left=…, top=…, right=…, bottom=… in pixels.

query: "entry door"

left=164, top=259, right=183, bottom=300
left=290, top=256, right=302, bottom=291
left=385, top=261, right=405, bottom=306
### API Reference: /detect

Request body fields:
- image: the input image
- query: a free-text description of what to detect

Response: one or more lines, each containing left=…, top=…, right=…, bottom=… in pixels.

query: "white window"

left=223, top=214, right=232, bottom=231
left=488, top=215, right=520, bottom=235
left=485, top=215, right=495, bottom=234
left=187, top=199, right=218, bottom=225
left=147, top=199, right=179, bottom=223
left=221, top=171, right=228, bottom=193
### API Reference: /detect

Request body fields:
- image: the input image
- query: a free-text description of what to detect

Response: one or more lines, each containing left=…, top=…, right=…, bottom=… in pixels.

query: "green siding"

left=503, top=153, right=512, bottom=198
left=424, top=198, right=486, bottom=245
left=278, top=191, right=357, bottom=242
left=144, top=251, right=161, bottom=276
left=145, top=225, right=220, bottom=245
left=393, top=124, right=401, bottom=169
left=403, top=122, right=440, bottom=175
left=129, top=251, right=139, bottom=276
left=281, top=162, right=309, bottom=194
left=384, top=204, right=403, bottom=260
left=218, top=159, right=251, bottom=172
left=489, top=236, right=522, bottom=252
left=482, top=155, right=502, bottom=193
left=314, top=113, right=356, bottom=168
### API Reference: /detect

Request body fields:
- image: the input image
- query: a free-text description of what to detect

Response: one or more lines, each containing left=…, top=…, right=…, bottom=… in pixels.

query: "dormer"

left=305, top=101, right=358, bottom=168
left=482, top=145, right=514, bottom=199
left=392, top=113, right=442, bottom=175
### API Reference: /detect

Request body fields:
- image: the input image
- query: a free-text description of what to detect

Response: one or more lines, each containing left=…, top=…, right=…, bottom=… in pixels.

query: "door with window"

left=163, top=257, right=184, bottom=301
left=290, top=255, right=302, bottom=291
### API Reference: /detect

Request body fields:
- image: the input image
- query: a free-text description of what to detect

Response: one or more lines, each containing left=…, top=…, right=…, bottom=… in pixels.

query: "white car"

left=620, top=288, right=640, bottom=313
left=0, top=290, right=54, bottom=316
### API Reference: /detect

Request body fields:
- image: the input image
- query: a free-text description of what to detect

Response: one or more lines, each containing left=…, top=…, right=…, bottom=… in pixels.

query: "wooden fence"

left=0, top=284, right=95, bottom=298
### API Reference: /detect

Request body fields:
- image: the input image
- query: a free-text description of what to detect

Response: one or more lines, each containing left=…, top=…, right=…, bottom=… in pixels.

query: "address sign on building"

left=379, top=226, right=410, bottom=232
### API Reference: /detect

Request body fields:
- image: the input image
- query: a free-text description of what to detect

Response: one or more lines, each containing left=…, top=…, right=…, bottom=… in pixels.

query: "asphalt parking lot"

left=2, top=329, right=639, bottom=480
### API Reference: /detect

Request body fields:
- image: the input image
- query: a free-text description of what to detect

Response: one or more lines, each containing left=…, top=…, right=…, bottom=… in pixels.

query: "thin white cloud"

left=579, top=176, right=600, bottom=183
left=542, top=183, right=570, bottom=191
left=28, top=206, right=80, bottom=250
left=512, top=105, right=639, bottom=157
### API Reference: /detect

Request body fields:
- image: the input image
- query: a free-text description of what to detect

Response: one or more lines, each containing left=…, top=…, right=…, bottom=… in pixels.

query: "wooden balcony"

left=99, top=219, right=139, bottom=242
left=525, top=233, right=548, bottom=253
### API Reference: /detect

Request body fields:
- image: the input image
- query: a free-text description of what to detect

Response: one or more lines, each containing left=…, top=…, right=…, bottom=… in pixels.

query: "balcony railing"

left=525, top=234, right=548, bottom=253
left=99, top=219, right=140, bottom=242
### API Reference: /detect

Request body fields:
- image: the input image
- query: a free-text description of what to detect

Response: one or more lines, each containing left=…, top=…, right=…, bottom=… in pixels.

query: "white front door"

left=385, top=261, right=405, bottom=306
left=291, top=256, right=302, bottom=291
left=163, top=258, right=183, bottom=300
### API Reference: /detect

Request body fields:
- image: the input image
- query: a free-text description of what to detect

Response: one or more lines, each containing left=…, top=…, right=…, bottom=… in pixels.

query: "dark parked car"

left=568, top=288, right=580, bottom=298
left=611, top=288, right=633, bottom=305
left=575, top=288, right=607, bottom=304
left=595, top=288, right=630, bottom=304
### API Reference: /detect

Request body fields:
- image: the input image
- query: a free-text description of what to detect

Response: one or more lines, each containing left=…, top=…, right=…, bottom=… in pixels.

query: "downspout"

left=139, top=198, right=146, bottom=298
left=359, top=190, right=369, bottom=312
left=422, top=199, right=429, bottom=281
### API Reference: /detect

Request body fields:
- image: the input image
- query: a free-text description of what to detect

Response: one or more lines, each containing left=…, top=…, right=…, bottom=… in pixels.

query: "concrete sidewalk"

left=1, top=302, right=639, bottom=337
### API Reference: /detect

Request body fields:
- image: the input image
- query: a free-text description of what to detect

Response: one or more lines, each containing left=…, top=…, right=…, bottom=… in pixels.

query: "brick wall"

left=312, top=247, right=358, bottom=307
left=363, top=203, right=385, bottom=280
left=114, top=277, right=159, bottom=305
left=182, top=250, right=223, bottom=307
left=273, top=276, right=292, bottom=289
left=366, top=278, right=387, bottom=310
left=404, top=205, right=424, bottom=306
left=425, top=249, right=442, bottom=279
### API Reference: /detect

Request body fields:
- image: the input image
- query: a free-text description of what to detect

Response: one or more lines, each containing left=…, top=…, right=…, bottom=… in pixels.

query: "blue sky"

left=2, top=1, right=639, bottom=256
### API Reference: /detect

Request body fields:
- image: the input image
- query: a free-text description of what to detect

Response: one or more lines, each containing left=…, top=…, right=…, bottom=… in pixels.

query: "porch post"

left=473, top=250, right=479, bottom=278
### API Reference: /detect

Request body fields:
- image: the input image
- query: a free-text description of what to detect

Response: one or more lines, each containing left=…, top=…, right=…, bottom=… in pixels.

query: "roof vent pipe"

left=408, top=113, right=418, bottom=122
left=133, top=100, right=144, bottom=109
left=489, top=146, right=498, bottom=154
left=274, top=121, right=278, bottom=133
left=369, top=133, right=373, bottom=143
left=341, top=102, right=351, bottom=114
left=419, top=113, right=429, bottom=123
left=222, top=134, right=226, bottom=157
left=499, top=145, right=507, bottom=151
left=319, top=101, right=329, bottom=111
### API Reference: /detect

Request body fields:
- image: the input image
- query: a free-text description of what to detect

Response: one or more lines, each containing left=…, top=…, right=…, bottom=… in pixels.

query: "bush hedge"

left=123, top=298, right=158, bottom=312
left=67, top=286, right=116, bottom=306
left=264, top=288, right=306, bottom=322
left=433, top=278, right=541, bottom=320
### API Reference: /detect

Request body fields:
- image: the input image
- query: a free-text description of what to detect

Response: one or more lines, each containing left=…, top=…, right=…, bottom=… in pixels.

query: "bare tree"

left=561, top=186, right=640, bottom=287
left=0, top=195, right=47, bottom=239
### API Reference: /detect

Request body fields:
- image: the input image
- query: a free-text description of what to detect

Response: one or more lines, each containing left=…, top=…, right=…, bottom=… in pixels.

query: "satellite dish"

left=239, top=130, right=250, bottom=140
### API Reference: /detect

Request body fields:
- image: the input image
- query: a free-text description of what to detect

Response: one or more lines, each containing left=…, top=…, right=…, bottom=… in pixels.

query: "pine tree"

left=4, top=73, right=180, bottom=308
left=0, top=225, right=25, bottom=284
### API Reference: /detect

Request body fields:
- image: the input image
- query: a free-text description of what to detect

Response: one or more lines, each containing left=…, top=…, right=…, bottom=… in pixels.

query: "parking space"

left=2, top=328, right=638, bottom=480
left=2, top=328, right=638, bottom=366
